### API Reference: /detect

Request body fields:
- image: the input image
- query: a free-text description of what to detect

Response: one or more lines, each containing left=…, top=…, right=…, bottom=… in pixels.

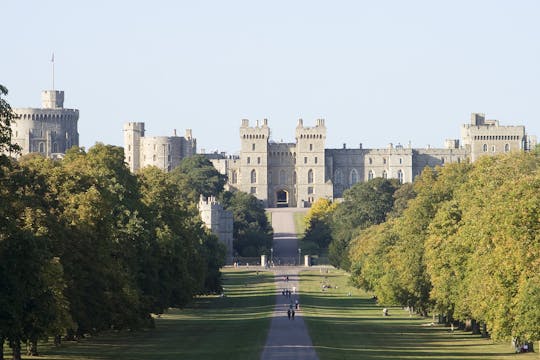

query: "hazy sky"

left=2, top=0, right=539, bottom=154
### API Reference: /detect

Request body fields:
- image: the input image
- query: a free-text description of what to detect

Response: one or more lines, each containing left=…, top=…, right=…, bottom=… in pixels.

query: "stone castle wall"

left=10, top=90, right=79, bottom=158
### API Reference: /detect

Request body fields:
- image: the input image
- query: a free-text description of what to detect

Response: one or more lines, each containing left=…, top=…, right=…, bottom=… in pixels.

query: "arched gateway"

left=276, top=189, right=289, bottom=207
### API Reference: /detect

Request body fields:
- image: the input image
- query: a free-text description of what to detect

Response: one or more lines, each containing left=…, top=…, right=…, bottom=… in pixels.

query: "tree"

left=302, top=198, right=336, bottom=251
left=220, top=191, right=273, bottom=257
left=170, top=154, right=227, bottom=203
left=330, top=178, right=399, bottom=269
left=0, top=84, right=21, bottom=155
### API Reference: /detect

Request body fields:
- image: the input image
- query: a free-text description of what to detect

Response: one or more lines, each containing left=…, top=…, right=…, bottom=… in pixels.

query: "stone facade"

left=123, top=122, right=196, bottom=172
left=8, top=90, right=79, bottom=158
left=210, top=114, right=536, bottom=207
left=198, top=196, right=234, bottom=264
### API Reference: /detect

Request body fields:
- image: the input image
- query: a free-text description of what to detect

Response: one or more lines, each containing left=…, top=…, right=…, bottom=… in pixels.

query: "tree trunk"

left=481, top=323, right=489, bottom=338
left=10, top=339, right=21, bottom=360
left=471, top=319, right=480, bottom=334
left=0, top=337, right=4, bottom=360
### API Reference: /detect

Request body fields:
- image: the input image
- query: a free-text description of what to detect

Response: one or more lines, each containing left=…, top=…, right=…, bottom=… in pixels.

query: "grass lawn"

left=19, top=268, right=275, bottom=360
left=300, top=268, right=536, bottom=360
left=293, top=210, right=307, bottom=237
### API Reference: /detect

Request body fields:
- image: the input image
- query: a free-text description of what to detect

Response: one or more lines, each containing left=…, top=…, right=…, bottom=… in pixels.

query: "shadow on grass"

left=300, top=269, right=528, bottom=360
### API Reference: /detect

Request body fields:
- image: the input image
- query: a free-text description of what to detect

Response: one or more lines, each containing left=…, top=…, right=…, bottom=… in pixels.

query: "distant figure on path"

left=292, top=310, right=295, bottom=319
left=287, top=309, right=291, bottom=320
left=383, top=308, right=388, bottom=316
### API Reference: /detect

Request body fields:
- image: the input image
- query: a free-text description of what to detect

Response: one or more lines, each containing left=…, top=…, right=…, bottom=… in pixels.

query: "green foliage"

left=348, top=153, right=540, bottom=343
left=0, top=84, right=21, bottom=155
left=170, top=154, right=227, bottom=202
left=302, top=198, right=336, bottom=252
left=0, top=144, right=227, bottom=356
left=220, top=191, right=273, bottom=257
left=329, top=178, right=400, bottom=269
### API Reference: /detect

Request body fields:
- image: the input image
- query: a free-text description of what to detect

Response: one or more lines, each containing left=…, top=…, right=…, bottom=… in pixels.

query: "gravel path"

left=260, top=209, right=318, bottom=360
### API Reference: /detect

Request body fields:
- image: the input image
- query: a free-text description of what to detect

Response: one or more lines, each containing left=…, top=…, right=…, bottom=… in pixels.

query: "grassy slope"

left=300, top=269, right=536, bottom=360
left=27, top=269, right=274, bottom=360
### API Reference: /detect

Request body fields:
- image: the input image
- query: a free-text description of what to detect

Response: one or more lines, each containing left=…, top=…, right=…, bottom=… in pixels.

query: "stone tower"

left=239, top=119, right=270, bottom=206
left=10, top=90, right=79, bottom=158
left=123, top=122, right=145, bottom=172
left=199, top=196, right=234, bottom=264
left=295, top=118, right=330, bottom=205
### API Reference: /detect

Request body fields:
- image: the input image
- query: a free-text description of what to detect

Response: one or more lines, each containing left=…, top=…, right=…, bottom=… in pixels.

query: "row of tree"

left=349, top=152, right=540, bottom=343
left=0, top=85, right=272, bottom=359
left=303, top=146, right=539, bottom=344
left=0, top=146, right=228, bottom=359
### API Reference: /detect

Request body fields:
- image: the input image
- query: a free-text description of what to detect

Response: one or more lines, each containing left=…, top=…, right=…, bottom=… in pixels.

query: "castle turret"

left=123, top=122, right=145, bottom=172
left=239, top=119, right=270, bottom=206
left=295, top=118, right=331, bottom=206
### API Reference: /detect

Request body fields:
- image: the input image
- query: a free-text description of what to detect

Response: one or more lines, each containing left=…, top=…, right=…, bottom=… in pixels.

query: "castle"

left=123, top=122, right=196, bottom=172
left=209, top=114, right=536, bottom=208
left=8, top=89, right=79, bottom=158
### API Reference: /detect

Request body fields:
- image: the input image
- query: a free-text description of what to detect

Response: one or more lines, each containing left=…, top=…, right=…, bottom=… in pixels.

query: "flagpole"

left=51, top=53, right=55, bottom=91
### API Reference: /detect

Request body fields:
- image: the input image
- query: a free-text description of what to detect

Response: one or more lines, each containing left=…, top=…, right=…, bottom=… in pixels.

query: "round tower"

left=12, top=90, right=79, bottom=157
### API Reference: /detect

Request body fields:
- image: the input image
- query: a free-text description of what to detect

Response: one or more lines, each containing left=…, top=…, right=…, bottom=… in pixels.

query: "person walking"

left=287, top=309, right=291, bottom=320
left=292, top=310, right=295, bottom=320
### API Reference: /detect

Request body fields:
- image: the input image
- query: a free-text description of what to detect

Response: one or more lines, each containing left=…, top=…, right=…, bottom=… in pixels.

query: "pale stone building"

left=8, top=90, right=79, bottom=158
left=198, top=196, right=234, bottom=264
left=210, top=114, right=536, bottom=207
left=123, top=122, right=196, bottom=172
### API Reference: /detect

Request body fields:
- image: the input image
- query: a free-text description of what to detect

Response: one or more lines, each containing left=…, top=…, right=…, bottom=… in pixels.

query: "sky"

left=2, top=0, right=540, bottom=154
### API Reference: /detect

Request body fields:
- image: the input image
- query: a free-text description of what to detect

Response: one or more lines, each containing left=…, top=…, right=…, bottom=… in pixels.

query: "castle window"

left=251, top=169, right=257, bottom=183
left=247, top=157, right=251, bottom=164
left=308, top=169, right=314, bottom=184
left=314, top=157, right=318, bottom=164
left=252, top=143, right=255, bottom=151
left=491, top=145, right=496, bottom=152
left=153, top=155, right=156, bottom=161
left=128, top=156, right=131, bottom=162
left=310, top=144, right=313, bottom=151
left=397, top=170, right=404, bottom=184
left=268, top=171, right=272, bottom=184
left=250, top=187, right=257, bottom=194
left=257, top=157, right=261, bottom=164
left=52, top=142, right=58, bottom=153
left=293, top=171, right=297, bottom=185
left=350, top=169, right=358, bottom=185
left=369, top=158, right=372, bottom=165
left=334, top=170, right=343, bottom=185
left=399, top=158, right=402, bottom=164
left=128, top=144, right=131, bottom=151
left=505, top=143, right=510, bottom=152
left=304, top=157, right=307, bottom=164
left=383, top=158, right=387, bottom=165
left=382, top=170, right=387, bottom=179
left=368, top=170, right=374, bottom=181
left=441, top=157, right=445, bottom=164
left=483, top=144, right=488, bottom=152
left=308, top=186, right=313, bottom=194
left=231, top=170, right=238, bottom=184
left=39, top=142, right=45, bottom=153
